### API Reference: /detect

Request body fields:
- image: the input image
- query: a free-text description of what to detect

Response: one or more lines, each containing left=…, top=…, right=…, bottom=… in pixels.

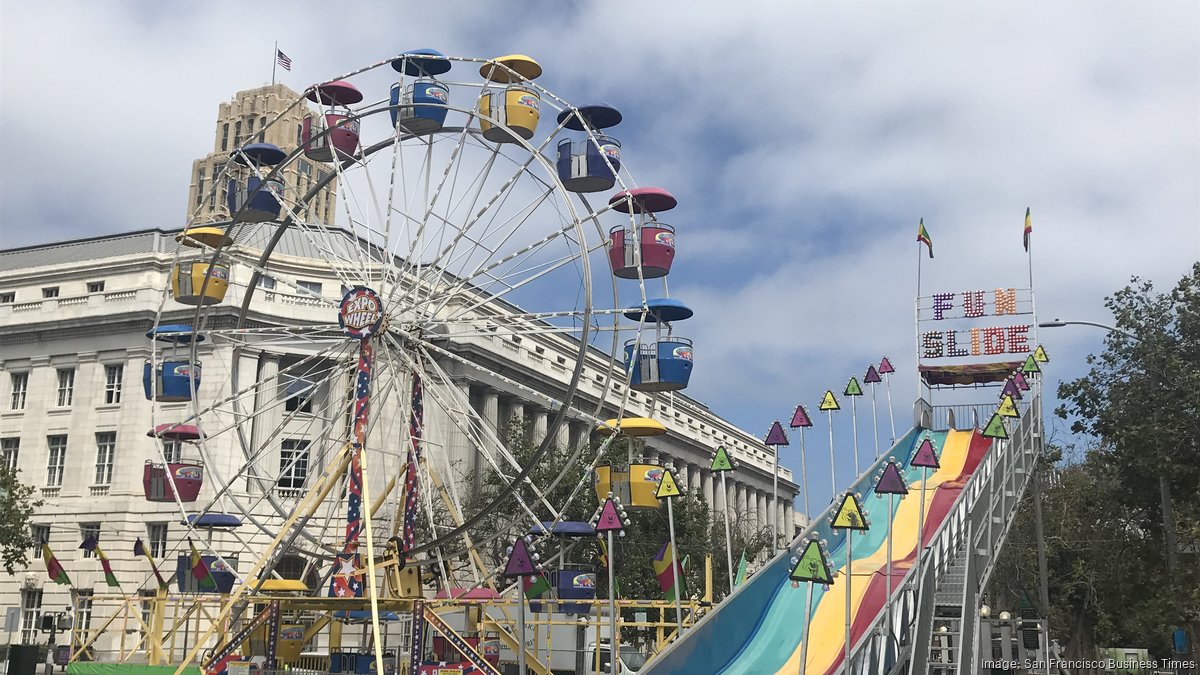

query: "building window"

left=0, top=291, right=14, bottom=303
left=147, top=523, right=168, bottom=558
left=79, top=524, right=100, bottom=558
left=234, top=120, right=242, bottom=148
left=257, top=275, right=276, bottom=290
left=139, top=591, right=154, bottom=635
left=247, top=117, right=255, bottom=140
left=104, top=364, right=123, bottom=404
left=74, top=589, right=94, bottom=641
left=2, top=437, right=19, bottom=470
left=297, top=123, right=303, bottom=147
left=21, top=589, right=43, bottom=645
left=196, top=167, right=206, bottom=206
left=161, top=438, right=182, bottom=463
left=46, top=435, right=66, bottom=487
left=296, top=280, right=322, bottom=295
left=299, top=160, right=312, bottom=178
left=284, top=377, right=314, bottom=414
left=87, top=281, right=105, bottom=293
left=221, top=122, right=229, bottom=151
left=94, top=432, right=115, bottom=485
left=43, top=287, right=60, bottom=298
left=31, top=524, right=49, bottom=556
left=279, top=439, right=310, bottom=491
left=57, top=368, right=75, bottom=406
left=259, top=116, right=267, bottom=143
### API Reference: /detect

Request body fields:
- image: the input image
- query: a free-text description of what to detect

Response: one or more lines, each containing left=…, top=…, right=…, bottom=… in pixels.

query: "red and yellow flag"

left=42, top=543, right=72, bottom=586
left=134, top=538, right=168, bottom=589
left=188, top=539, right=218, bottom=591
left=1023, top=207, right=1032, bottom=252
left=652, top=541, right=685, bottom=602
left=916, top=219, right=934, bottom=259
left=80, top=536, right=120, bottom=588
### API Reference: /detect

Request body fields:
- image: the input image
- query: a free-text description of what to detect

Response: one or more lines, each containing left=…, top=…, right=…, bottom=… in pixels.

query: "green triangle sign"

left=1022, top=354, right=1041, bottom=373
left=710, top=446, right=735, bottom=472
left=789, top=540, right=834, bottom=585
left=844, top=377, right=863, bottom=397
left=982, top=412, right=1008, bottom=439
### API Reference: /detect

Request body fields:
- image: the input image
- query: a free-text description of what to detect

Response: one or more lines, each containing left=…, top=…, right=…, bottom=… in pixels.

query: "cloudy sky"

left=2, top=1, right=1197, bottom=510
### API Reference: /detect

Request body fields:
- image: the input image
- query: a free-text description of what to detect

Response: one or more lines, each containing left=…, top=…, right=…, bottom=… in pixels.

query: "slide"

left=644, top=427, right=993, bottom=675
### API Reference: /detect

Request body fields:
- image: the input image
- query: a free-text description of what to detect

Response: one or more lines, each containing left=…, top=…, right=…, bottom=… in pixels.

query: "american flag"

left=276, top=49, right=292, bottom=72
left=401, top=374, right=424, bottom=551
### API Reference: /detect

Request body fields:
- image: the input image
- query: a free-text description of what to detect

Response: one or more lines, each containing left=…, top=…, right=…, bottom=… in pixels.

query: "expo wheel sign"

left=339, top=287, right=385, bottom=339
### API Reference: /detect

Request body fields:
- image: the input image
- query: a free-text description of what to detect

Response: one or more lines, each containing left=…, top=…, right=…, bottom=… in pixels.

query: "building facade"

left=185, top=84, right=338, bottom=226
left=0, top=228, right=803, bottom=658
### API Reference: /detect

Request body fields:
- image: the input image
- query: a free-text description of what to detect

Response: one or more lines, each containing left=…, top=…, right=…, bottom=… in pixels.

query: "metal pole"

left=884, top=373, right=897, bottom=447
left=850, top=396, right=860, bottom=477
left=799, top=428, right=810, bottom=518
left=885, top=493, right=895, bottom=660
left=1032, top=463, right=1051, bottom=675
left=666, top=497, right=684, bottom=636
left=720, top=471, right=734, bottom=595
left=517, top=582, right=527, bottom=675
left=772, top=444, right=780, bottom=551
left=271, top=41, right=277, bottom=86
left=799, top=583, right=813, bottom=675
left=607, top=530, right=619, bottom=675
left=827, top=410, right=837, bottom=492
left=844, top=531, right=853, bottom=674
left=870, top=384, right=881, bottom=459
left=915, top=464, right=929, bottom=605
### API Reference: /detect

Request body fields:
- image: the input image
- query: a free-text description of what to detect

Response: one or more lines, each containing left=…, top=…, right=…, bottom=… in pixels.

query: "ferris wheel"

left=142, top=50, right=694, bottom=595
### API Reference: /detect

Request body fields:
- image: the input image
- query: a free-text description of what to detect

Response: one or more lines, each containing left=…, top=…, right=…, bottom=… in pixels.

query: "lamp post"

left=1038, top=318, right=1180, bottom=572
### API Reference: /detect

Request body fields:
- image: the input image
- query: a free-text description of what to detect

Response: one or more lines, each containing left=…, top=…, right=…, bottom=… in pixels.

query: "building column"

left=508, top=399, right=526, bottom=437
left=758, top=490, right=769, bottom=538
left=726, top=480, right=738, bottom=525
left=481, top=391, right=499, bottom=434
left=553, top=414, right=570, bottom=449
left=734, top=482, right=747, bottom=527
left=531, top=409, right=548, bottom=443
left=250, top=354, right=281, bottom=492
left=568, top=421, right=587, bottom=452
left=703, top=470, right=715, bottom=510
left=689, top=464, right=702, bottom=498
left=447, top=380, right=474, bottom=479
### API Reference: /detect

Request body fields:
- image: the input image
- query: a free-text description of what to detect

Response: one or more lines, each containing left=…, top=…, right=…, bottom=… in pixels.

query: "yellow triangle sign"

left=831, top=493, right=868, bottom=531
left=998, top=394, right=1020, bottom=418
left=819, top=390, right=840, bottom=411
left=1034, top=344, right=1049, bottom=363
left=655, top=468, right=682, bottom=499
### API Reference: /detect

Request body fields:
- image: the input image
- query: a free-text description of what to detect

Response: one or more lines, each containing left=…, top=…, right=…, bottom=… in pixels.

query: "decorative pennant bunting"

left=831, top=493, right=869, bottom=531
left=982, top=413, right=1009, bottom=439
left=844, top=377, right=863, bottom=397
left=1034, top=345, right=1049, bottom=363
left=864, top=365, right=882, bottom=384
left=819, top=390, right=840, bottom=411
left=875, top=461, right=909, bottom=495
left=789, top=404, right=813, bottom=428
left=1001, top=378, right=1023, bottom=400
left=879, top=357, right=895, bottom=374
left=655, top=468, right=682, bottom=499
left=710, top=445, right=735, bottom=472
left=594, top=497, right=626, bottom=533
left=765, top=420, right=789, bottom=446
left=1013, top=370, right=1030, bottom=391
left=998, top=394, right=1020, bottom=418
left=1022, top=354, right=1041, bottom=373
left=789, top=540, right=834, bottom=585
left=911, top=438, right=940, bottom=469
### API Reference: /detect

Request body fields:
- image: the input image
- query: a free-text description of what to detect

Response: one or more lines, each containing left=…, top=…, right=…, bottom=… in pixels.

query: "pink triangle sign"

left=594, top=498, right=625, bottom=533
left=1013, top=371, right=1030, bottom=391
left=504, top=538, right=537, bottom=577
left=864, top=365, right=882, bottom=384
left=879, top=357, right=895, bottom=374
left=875, top=461, right=909, bottom=495
left=765, top=420, right=789, bottom=446
left=1001, top=378, right=1023, bottom=400
left=790, top=405, right=813, bottom=428
left=911, top=438, right=940, bottom=469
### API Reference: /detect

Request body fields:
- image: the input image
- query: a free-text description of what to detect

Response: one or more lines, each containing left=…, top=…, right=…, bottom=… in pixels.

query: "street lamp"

left=1038, top=319, right=1139, bottom=341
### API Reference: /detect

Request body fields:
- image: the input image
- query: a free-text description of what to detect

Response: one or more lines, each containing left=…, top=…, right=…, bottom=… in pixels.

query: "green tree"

left=0, top=463, right=42, bottom=574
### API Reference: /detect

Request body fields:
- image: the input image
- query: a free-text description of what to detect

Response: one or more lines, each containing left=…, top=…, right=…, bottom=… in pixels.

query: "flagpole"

left=720, top=471, right=734, bottom=594
left=885, top=491, right=895, bottom=660
left=517, top=580, right=527, bottom=675
left=798, top=428, right=810, bottom=518
left=849, top=395, right=860, bottom=478
left=666, top=495, right=684, bottom=637
left=799, top=582, right=813, bottom=675
left=272, top=41, right=278, bottom=86
left=826, top=409, right=837, bottom=493
left=916, top=236, right=922, bottom=404
left=771, top=442, right=780, bottom=551
left=844, top=529, right=853, bottom=673
left=870, top=381, right=880, bottom=460
left=607, top=529, right=618, bottom=675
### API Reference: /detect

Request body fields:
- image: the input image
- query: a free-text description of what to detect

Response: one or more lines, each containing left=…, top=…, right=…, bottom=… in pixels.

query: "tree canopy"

left=0, top=463, right=42, bottom=575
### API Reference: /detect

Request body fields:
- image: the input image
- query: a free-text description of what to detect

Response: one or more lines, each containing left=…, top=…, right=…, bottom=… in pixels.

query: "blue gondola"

left=226, top=143, right=287, bottom=223
left=390, top=49, right=452, bottom=135
left=623, top=299, right=695, bottom=392
left=556, top=104, right=623, bottom=193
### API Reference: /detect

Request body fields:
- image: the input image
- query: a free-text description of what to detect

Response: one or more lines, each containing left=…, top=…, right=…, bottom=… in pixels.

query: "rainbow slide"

left=645, top=427, right=993, bottom=675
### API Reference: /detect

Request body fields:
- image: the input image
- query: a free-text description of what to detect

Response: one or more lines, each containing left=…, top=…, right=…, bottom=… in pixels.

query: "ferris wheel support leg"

left=171, top=443, right=353, bottom=675
left=420, top=454, right=496, bottom=590
left=357, top=444, right=389, bottom=675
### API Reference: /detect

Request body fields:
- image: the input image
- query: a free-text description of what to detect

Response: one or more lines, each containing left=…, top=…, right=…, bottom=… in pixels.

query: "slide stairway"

left=643, top=393, right=1045, bottom=675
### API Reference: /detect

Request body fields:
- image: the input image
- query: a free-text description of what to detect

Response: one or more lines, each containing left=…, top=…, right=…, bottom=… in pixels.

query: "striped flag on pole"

left=276, top=49, right=292, bottom=71
left=1023, top=207, right=1032, bottom=252
left=80, top=536, right=120, bottom=588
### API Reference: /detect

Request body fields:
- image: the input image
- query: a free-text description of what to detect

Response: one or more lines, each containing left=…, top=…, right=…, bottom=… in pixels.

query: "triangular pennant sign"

left=998, top=394, right=1020, bottom=419
left=1001, top=378, right=1023, bottom=401
left=819, top=390, right=840, bottom=411
left=503, top=538, right=537, bottom=577
left=710, top=446, right=735, bottom=472
left=1013, top=370, right=1031, bottom=391
left=1034, top=345, right=1049, bottom=363
left=594, top=498, right=625, bottom=533
left=864, top=365, right=882, bottom=384
left=844, top=377, right=863, bottom=397
left=982, top=413, right=1009, bottom=439
left=790, top=540, right=834, bottom=585
left=879, top=357, right=895, bottom=374
left=831, top=493, right=869, bottom=531
left=1022, top=355, right=1041, bottom=373
left=789, top=405, right=813, bottom=429
left=765, top=421, right=789, bottom=446
left=911, top=438, right=940, bottom=469
left=875, top=461, right=909, bottom=495
left=655, top=469, right=682, bottom=499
